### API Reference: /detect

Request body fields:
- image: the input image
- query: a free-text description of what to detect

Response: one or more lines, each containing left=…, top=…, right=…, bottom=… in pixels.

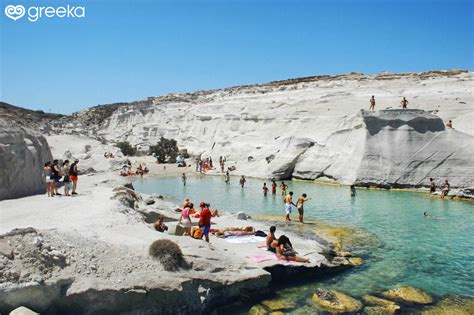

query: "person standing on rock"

left=296, top=193, right=311, bottom=223
left=62, top=160, right=71, bottom=196
left=44, top=161, right=53, bottom=197
left=239, top=175, right=246, bottom=188
left=369, top=95, right=376, bottom=111
left=400, top=97, right=409, bottom=108
left=284, top=191, right=296, bottom=222
left=51, top=160, right=61, bottom=196
left=429, top=178, right=436, bottom=194
left=271, top=180, right=277, bottom=195
left=441, top=180, right=450, bottom=198
left=69, top=159, right=80, bottom=195
left=182, top=173, right=187, bottom=186
left=263, top=183, right=269, bottom=196
left=198, top=201, right=212, bottom=242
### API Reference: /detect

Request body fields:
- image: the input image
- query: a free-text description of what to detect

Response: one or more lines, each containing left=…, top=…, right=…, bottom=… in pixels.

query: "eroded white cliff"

left=0, top=119, right=53, bottom=200
left=92, top=71, right=473, bottom=187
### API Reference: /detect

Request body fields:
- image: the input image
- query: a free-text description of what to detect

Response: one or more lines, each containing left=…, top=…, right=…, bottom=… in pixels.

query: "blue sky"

left=1, top=0, right=472, bottom=114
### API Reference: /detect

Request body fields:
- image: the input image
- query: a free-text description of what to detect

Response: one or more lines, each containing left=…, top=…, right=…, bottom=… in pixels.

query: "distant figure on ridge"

left=446, top=120, right=453, bottom=128
left=369, top=95, right=376, bottom=111
left=400, top=97, right=409, bottom=108
left=263, top=183, right=269, bottom=196
left=429, top=178, right=436, bottom=194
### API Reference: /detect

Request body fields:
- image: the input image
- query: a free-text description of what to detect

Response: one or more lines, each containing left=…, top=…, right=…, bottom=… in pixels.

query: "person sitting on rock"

left=154, top=215, right=168, bottom=232
left=275, top=235, right=309, bottom=263
left=266, top=226, right=278, bottom=253
left=446, top=120, right=453, bottom=128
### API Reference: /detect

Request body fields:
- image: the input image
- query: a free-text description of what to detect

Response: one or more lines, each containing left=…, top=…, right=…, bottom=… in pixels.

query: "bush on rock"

left=149, top=239, right=187, bottom=272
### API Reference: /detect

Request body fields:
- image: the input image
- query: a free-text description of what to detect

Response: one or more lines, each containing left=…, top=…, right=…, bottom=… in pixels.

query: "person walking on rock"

left=369, top=95, right=376, bottom=111
left=284, top=191, right=296, bottom=222
left=69, top=159, right=80, bottom=195
left=400, top=97, right=409, bottom=108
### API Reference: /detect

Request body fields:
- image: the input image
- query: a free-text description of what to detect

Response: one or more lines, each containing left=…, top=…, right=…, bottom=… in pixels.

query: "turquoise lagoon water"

left=134, top=175, right=474, bottom=305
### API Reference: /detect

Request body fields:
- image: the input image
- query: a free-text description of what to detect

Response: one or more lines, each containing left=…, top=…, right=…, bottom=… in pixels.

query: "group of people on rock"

left=266, top=225, right=309, bottom=263
left=368, top=95, right=455, bottom=128
left=120, top=159, right=149, bottom=177
left=430, top=178, right=451, bottom=198
left=43, top=159, right=79, bottom=197
left=368, top=95, right=410, bottom=111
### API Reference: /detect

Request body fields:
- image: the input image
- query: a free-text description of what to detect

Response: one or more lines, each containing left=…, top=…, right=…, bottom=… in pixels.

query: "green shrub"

left=149, top=137, right=179, bottom=163
left=116, top=141, right=137, bottom=156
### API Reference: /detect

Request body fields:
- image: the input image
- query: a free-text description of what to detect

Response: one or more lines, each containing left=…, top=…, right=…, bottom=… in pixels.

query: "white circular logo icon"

left=4, top=4, right=25, bottom=21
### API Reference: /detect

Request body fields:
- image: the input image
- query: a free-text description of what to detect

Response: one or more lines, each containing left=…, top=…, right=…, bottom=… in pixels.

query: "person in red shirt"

left=198, top=201, right=212, bottom=242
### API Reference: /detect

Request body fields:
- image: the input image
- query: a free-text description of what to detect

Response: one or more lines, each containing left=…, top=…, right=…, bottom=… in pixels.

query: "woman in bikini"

left=275, top=235, right=309, bottom=263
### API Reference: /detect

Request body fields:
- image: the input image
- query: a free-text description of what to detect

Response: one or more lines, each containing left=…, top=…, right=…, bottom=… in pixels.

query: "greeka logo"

left=4, top=2, right=85, bottom=22
left=4, top=4, right=25, bottom=20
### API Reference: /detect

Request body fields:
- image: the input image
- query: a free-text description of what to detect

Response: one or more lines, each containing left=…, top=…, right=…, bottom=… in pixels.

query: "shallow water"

left=134, top=175, right=474, bottom=311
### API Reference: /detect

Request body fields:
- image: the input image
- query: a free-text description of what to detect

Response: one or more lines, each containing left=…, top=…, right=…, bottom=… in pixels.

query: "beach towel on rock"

left=223, top=235, right=265, bottom=244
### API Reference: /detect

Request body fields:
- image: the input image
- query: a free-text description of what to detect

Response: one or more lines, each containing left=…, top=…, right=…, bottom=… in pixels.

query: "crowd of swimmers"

left=43, top=159, right=80, bottom=197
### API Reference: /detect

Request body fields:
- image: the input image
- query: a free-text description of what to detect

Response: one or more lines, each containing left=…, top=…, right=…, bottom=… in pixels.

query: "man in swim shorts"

left=284, top=191, right=296, bottom=222
left=296, top=193, right=310, bottom=223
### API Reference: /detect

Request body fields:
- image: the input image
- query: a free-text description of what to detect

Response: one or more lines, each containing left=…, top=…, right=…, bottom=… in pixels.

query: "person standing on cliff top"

left=271, top=180, right=277, bottom=195
left=69, top=159, right=80, bottom=195
left=369, top=95, right=376, bottom=111
left=400, top=97, right=409, bottom=108
left=284, top=191, right=296, bottom=222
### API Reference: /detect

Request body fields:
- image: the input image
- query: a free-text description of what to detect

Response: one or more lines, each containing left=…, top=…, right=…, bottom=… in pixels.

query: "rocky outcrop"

left=311, top=288, right=363, bottom=313
left=0, top=119, right=52, bottom=201
left=382, top=286, right=433, bottom=304
left=68, top=71, right=473, bottom=188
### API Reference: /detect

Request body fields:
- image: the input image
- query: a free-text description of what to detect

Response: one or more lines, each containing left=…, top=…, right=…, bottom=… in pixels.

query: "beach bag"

left=190, top=227, right=203, bottom=239
left=254, top=230, right=267, bottom=237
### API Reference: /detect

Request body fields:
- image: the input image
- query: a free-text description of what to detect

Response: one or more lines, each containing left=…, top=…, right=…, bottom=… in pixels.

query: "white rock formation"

left=0, top=119, right=52, bottom=200
left=84, top=71, right=473, bottom=187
